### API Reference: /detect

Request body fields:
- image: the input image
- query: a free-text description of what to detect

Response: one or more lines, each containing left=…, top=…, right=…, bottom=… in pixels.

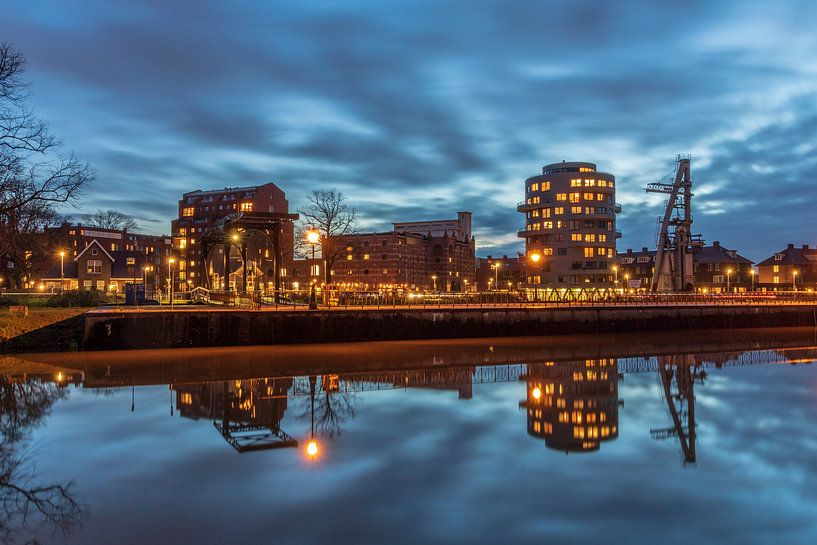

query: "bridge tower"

left=646, top=155, right=702, bottom=292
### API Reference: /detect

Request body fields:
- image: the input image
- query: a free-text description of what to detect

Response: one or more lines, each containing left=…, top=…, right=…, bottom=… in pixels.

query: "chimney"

left=787, top=243, right=795, bottom=249
left=626, top=248, right=632, bottom=253
left=803, top=244, right=810, bottom=250
left=713, top=241, right=720, bottom=248
left=642, top=247, right=648, bottom=253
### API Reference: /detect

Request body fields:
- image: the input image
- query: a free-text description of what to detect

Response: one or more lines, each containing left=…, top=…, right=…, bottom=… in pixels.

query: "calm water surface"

left=3, top=329, right=817, bottom=545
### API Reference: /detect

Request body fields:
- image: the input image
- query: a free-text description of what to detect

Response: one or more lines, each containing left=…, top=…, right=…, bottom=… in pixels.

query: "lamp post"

left=431, top=274, right=438, bottom=292
left=306, top=228, right=320, bottom=310
left=168, top=257, right=176, bottom=309
left=143, top=265, right=153, bottom=302
left=463, top=279, right=469, bottom=293
left=750, top=268, right=755, bottom=291
left=491, top=262, right=500, bottom=291
left=624, top=273, right=630, bottom=292
left=793, top=269, right=798, bottom=292
left=726, top=268, right=732, bottom=293
left=529, top=252, right=542, bottom=302
left=612, top=264, right=618, bottom=286
left=59, top=251, right=65, bottom=293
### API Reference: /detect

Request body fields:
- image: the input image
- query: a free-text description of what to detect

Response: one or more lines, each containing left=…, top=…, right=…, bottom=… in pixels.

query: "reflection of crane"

left=650, top=356, right=706, bottom=466
left=646, top=155, right=702, bottom=292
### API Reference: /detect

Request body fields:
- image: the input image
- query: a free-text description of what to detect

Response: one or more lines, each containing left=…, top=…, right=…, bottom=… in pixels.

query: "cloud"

left=2, top=0, right=816, bottom=257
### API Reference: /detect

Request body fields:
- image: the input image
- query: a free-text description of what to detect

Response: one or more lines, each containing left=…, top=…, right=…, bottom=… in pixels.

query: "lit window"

left=87, top=259, right=102, bottom=274
left=556, top=193, right=567, bottom=201
left=364, top=254, right=370, bottom=260
left=570, top=193, right=581, bottom=203
left=584, top=248, right=594, bottom=257
left=182, top=207, right=194, bottom=217
left=240, top=202, right=253, bottom=212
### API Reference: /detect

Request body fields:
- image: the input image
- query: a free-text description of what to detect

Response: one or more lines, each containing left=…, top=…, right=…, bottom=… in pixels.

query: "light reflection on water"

left=3, top=329, right=817, bottom=545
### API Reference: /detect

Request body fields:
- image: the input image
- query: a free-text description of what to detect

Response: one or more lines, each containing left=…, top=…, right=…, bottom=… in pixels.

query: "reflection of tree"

left=0, top=378, right=84, bottom=543
left=296, top=377, right=358, bottom=439
left=0, top=380, right=67, bottom=443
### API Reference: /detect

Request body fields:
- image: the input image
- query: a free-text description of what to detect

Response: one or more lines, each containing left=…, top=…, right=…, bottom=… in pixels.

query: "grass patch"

left=0, top=308, right=90, bottom=348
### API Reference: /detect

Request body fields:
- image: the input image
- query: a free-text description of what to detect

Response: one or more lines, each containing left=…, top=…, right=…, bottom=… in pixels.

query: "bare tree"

left=82, top=209, right=138, bottom=232
left=297, top=189, right=357, bottom=285
left=0, top=42, right=93, bottom=288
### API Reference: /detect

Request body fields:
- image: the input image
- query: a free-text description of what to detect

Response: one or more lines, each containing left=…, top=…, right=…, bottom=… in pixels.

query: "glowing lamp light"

left=529, top=252, right=542, bottom=264
left=306, top=230, right=320, bottom=245
left=232, top=233, right=240, bottom=241
left=532, top=386, right=542, bottom=400
left=306, top=439, right=319, bottom=459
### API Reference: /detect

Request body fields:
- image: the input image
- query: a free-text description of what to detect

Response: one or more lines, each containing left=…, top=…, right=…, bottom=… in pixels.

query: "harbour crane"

left=646, top=154, right=703, bottom=292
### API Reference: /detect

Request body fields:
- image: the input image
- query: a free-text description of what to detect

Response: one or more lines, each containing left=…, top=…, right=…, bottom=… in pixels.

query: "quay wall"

left=81, top=305, right=817, bottom=351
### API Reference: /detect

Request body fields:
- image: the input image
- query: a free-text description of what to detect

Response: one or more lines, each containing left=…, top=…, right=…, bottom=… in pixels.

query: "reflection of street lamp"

left=726, top=268, right=732, bottom=293
left=59, top=250, right=65, bottom=292
left=306, top=375, right=320, bottom=461
left=168, top=257, right=176, bottom=309
left=532, top=386, right=542, bottom=400
left=624, top=273, right=630, bottom=290
left=612, top=264, right=618, bottom=285
left=306, top=229, right=320, bottom=309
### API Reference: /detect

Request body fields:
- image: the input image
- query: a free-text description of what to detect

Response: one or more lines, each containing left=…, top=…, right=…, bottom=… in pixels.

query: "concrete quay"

left=81, top=303, right=817, bottom=351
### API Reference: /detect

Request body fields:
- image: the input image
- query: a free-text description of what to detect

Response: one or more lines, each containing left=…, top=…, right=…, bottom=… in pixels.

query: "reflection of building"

left=175, top=378, right=296, bottom=453
left=520, top=359, right=619, bottom=452
left=338, top=367, right=475, bottom=399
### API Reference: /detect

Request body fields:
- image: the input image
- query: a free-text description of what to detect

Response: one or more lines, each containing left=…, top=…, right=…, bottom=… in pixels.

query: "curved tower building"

left=517, top=161, right=620, bottom=289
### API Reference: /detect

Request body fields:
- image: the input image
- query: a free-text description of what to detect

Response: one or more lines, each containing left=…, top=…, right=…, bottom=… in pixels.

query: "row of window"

left=525, top=220, right=615, bottom=232
left=527, top=206, right=615, bottom=218
left=181, top=202, right=253, bottom=217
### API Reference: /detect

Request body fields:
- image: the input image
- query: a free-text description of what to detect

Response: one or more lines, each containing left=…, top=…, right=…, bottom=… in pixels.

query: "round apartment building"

left=517, top=161, right=620, bottom=288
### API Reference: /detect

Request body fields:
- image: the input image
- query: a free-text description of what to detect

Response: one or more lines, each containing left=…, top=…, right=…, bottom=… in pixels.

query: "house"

left=756, top=243, right=817, bottom=291
left=693, top=241, right=754, bottom=293
left=40, top=239, right=148, bottom=293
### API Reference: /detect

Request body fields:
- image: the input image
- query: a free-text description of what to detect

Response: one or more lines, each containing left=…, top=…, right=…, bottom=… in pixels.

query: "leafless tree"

left=297, top=189, right=357, bottom=284
left=82, top=209, right=138, bottom=232
left=0, top=42, right=93, bottom=289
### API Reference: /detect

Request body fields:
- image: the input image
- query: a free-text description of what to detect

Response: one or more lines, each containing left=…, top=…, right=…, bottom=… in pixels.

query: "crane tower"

left=646, top=155, right=701, bottom=292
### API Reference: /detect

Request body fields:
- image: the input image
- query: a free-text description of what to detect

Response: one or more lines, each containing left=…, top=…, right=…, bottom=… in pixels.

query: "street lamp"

left=305, top=228, right=320, bottom=310
left=431, top=274, right=438, bottom=292
left=612, top=265, right=618, bottom=286
left=491, top=262, right=500, bottom=291
left=529, top=252, right=542, bottom=302
left=463, top=279, right=469, bottom=293
left=726, top=268, right=732, bottom=293
left=168, top=257, right=176, bottom=309
left=750, top=268, right=756, bottom=291
left=59, top=250, right=65, bottom=293
left=793, top=269, right=798, bottom=292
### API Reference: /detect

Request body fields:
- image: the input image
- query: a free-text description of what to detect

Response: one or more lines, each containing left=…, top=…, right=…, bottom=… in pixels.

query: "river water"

left=2, top=328, right=817, bottom=545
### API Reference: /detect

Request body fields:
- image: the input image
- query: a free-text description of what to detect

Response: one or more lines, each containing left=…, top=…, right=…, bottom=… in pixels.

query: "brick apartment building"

left=292, top=212, right=476, bottom=292
left=36, top=222, right=172, bottom=292
left=170, top=183, right=294, bottom=291
left=476, top=255, right=525, bottom=291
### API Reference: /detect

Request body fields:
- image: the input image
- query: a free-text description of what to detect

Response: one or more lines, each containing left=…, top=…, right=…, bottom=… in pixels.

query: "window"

left=87, top=260, right=102, bottom=274
left=571, top=206, right=582, bottom=214
left=774, top=253, right=783, bottom=261
left=542, top=181, right=550, bottom=191
left=542, top=208, right=551, bottom=218
left=239, top=202, right=253, bottom=212
left=91, top=248, right=98, bottom=255
left=596, top=193, right=604, bottom=201
left=584, top=248, right=595, bottom=257
left=556, top=193, right=567, bottom=201
left=363, top=254, right=370, bottom=260
left=347, top=254, right=353, bottom=261
left=96, top=280, right=105, bottom=290
left=182, top=207, right=194, bottom=217
left=570, top=179, right=582, bottom=187
left=571, top=233, right=582, bottom=241
left=530, top=182, right=539, bottom=192
left=584, top=234, right=596, bottom=242
left=126, top=257, right=136, bottom=265
left=554, top=207, right=564, bottom=215
left=583, top=192, right=594, bottom=201
left=773, top=276, right=780, bottom=284
left=773, top=265, right=779, bottom=273
left=570, top=193, right=581, bottom=203
left=713, top=275, right=725, bottom=283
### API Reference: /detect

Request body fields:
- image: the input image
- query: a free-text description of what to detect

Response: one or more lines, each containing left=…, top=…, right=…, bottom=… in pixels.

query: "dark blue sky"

left=4, top=0, right=817, bottom=261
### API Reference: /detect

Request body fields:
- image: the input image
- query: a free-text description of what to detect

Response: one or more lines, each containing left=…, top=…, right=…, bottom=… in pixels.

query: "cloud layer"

left=4, top=0, right=817, bottom=260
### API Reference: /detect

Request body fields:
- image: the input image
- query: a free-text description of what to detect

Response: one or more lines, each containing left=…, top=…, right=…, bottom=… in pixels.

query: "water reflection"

left=521, top=359, right=620, bottom=453
left=0, top=376, right=84, bottom=543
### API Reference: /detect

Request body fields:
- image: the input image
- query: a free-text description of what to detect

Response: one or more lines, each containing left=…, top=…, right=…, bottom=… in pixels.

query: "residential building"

left=693, top=241, right=754, bottom=293
left=616, top=247, right=656, bottom=290
left=40, top=239, right=148, bottom=293
left=757, top=243, right=817, bottom=290
left=518, top=161, right=620, bottom=289
left=476, top=255, right=525, bottom=291
left=170, top=183, right=294, bottom=291
left=292, top=212, right=475, bottom=292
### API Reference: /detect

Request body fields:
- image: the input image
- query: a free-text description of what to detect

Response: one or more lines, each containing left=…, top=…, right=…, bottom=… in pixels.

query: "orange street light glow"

left=306, top=439, right=319, bottom=458
left=532, top=387, right=542, bottom=400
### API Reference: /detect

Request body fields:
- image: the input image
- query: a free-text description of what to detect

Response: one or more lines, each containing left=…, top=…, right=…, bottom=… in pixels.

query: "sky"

left=3, top=0, right=817, bottom=261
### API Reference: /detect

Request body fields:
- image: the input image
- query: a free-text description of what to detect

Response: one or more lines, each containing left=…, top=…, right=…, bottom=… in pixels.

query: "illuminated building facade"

left=170, top=183, right=294, bottom=291
left=518, top=161, right=620, bottom=288
left=756, top=243, right=817, bottom=290
left=520, top=359, right=619, bottom=453
left=476, top=255, right=525, bottom=291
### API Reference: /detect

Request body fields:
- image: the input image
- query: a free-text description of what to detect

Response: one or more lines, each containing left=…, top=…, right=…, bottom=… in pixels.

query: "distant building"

left=618, top=241, right=754, bottom=292
left=295, top=212, right=475, bottom=292
left=476, top=255, right=525, bottom=291
left=693, top=241, right=754, bottom=293
left=616, top=247, right=656, bottom=290
left=518, top=161, right=620, bottom=289
left=39, top=239, right=149, bottom=293
left=170, top=183, right=294, bottom=291
left=757, top=243, right=817, bottom=290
